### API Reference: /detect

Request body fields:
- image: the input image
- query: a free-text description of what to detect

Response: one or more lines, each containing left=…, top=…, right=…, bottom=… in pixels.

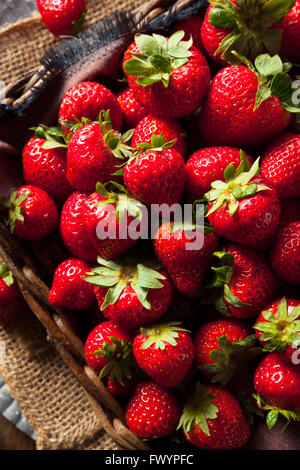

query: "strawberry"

left=37, top=0, right=86, bottom=37
left=270, top=221, right=300, bottom=284
left=198, top=55, right=293, bottom=148
left=122, top=31, right=210, bottom=118
left=0, top=264, right=26, bottom=328
left=117, top=88, right=148, bottom=129
left=133, top=322, right=194, bottom=388
left=66, top=111, right=132, bottom=192
left=154, top=220, right=218, bottom=295
left=170, top=15, right=206, bottom=56
left=60, top=191, right=98, bottom=262
left=278, top=198, right=300, bottom=229
left=254, top=351, right=300, bottom=428
left=131, top=114, right=187, bottom=157
left=208, top=244, right=277, bottom=318
left=194, top=318, right=260, bottom=386
left=261, top=133, right=300, bottom=199
left=83, top=257, right=173, bottom=330
left=4, top=185, right=59, bottom=241
left=185, top=147, right=253, bottom=200
left=205, top=158, right=281, bottom=250
left=22, top=128, right=72, bottom=203
left=123, top=134, right=186, bottom=207
left=278, top=0, right=300, bottom=64
left=254, top=297, right=300, bottom=358
left=59, top=82, right=123, bottom=136
left=81, top=182, right=145, bottom=260
left=107, top=373, right=135, bottom=398
left=200, top=1, right=295, bottom=65
left=48, top=258, right=95, bottom=310
left=178, top=382, right=250, bottom=449
left=126, top=380, right=181, bottom=438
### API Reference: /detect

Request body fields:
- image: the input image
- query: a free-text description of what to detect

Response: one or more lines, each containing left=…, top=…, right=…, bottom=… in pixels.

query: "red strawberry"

left=23, top=133, right=72, bottom=204
left=261, top=133, right=300, bottom=199
left=198, top=58, right=291, bottom=148
left=107, top=373, right=135, bottom=398
left=133, top=322, right=194, bottom=387
left=81, top=182, right=145, bottom=260
left=48, top=258, right=95, bottom=310
left=154, top=221, right=218, bottom=295
left=0, top=264, right=26, bottom=328
left=37, top=0, right=86, bottom=37
left=122, top=31, right=210, bottom=118
left=59, top=82, right=123, bottom=136
left=66, top=111, right=131, bottom=191
left=270, top=221, right=300, bottom=284
left=171, top=15, right=206, bottom=55
left=123, top=134, right=186, bottom=207
left=117, top=88, right=148, bottom=129
left=126, top=381, right=181, bottom=438
left=83, top=257, right=173, bottom=330
left=185, top=147, right=253, bottom=199
left=131, top=114, right=187, bottom=157
left=200, top=1, right=295, bottom=65
left=205, top=158, right=281, bottom=250
left=178, top=382, right=250, bottom=449
left=194, top=318, right=259, bottom=386
left=60, top=191, right=98, bottom=262
left=254, top=297, right=300, bottom=358
left=209, top=243, right=277, bottom=319
left=278, top=0, right=300, bottom=64
left=278, top=198, right=300, bottom=229
left=5, top=185, right=59, bottom=241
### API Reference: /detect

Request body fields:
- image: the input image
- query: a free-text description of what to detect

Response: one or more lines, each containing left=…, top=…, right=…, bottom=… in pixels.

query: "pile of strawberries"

left=1, top=0, right=300, bottom=450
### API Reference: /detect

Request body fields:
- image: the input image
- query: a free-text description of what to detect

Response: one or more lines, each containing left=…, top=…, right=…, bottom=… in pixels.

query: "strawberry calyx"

left=82, top=257, right=166, bottom=310
left=205, top=154, right=270, bottom=216
left=199, top=333, right=262, bottom=387
left=123, top=31, right=193, bottom=88
left=0, top=263, right=14, bottom=287
left=253, top=298, right=300, bottom=353
left=177, top=382, right=218, bottom=436
left=208, top=0, right=295, bottom=63
left=98, top=110, right=135, bottom=160
left=170, top=200, right=215, bottom=234
left=33, top=124, right=68, bottom=149
left=140, top=322, right=189, bottom=350
left=253, top=393, right=300, bottom=431
left=70, top=10, right=86, bottom=36
left=3, top=188, right=30, bottom=234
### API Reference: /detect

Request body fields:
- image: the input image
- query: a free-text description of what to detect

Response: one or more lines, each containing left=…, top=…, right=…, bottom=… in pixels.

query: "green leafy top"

left=253, top=297, right=300, bottom=352
left=208, top=0, right=295, bottom=64
left=0, top=264, right=14, bottom=287
left=177, top=382, right=218, bottom=436
left=33, top=124, right=68, bottom=150
left=254, top=393, right=300, bottom=432
left=123, top=31, right=193, bottom=87
left=2, top=188, right=30, bottom=234
left=82, top=257, right=166, bottom=310
left=140, top=322, right=189, bottom=350
left=205, top=154, right=270, bottom=217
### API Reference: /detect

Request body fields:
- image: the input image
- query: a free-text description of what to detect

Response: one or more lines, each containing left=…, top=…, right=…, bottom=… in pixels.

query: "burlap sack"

left=0, top=0, right=145, bottom=451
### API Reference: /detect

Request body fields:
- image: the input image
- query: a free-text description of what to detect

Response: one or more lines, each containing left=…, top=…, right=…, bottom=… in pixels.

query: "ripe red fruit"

left=83, top=257, right=173, bottom=330
left=60, top=191, right=98, bottom=262
left=278, top=0, right=300, bottom=64
left=117, top=88, right=148, bottom=129
left=0, top=264, right=26, bottom=328
left=205, top=159, right=281, bottom=250
left=107, top=373, right=135, bottom=398
left=133, top=322, right=194, bottom=387
left=185, top=147, right=253, bottom=199
left=59, top=82, right=123, bottom=136
left=6, top=185, right=59, bottom=241
left=261, top=133, right=300, bottom=199
left=270, top=221, right=300, bottom=284
left=131, top=114, right=187, bottom=157
left=122, top=31, right=210, bottom=118
left=154, top=221, right=218, bottom=295
left=23, top=136, right=72, bottom=203
left=254, top=297, right=300, bottom=358
left=171, top=15, right=206, bottom=55
left=123, top=135, right=186, bottom=207
left=194, top=318, right=258, bottom=386
left=48, top=258, right=95, bottom=310
left=178, top=382, right=250, bottom=449
left=84, top=320, right=132, bottom=375
left=198, top=62, right=291, bottom=148
left=37, top=0, right=86, bottom=37
left=126, top=381, right=181, bottom=438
